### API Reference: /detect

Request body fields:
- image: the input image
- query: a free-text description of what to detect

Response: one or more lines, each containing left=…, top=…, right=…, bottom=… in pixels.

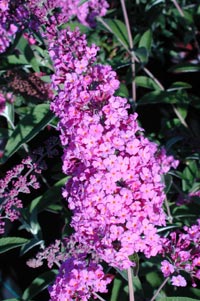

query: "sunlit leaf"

left=15, top=35, right=40, bottom=72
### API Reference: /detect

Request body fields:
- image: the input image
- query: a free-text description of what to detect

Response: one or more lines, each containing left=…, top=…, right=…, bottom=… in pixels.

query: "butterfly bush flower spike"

left=49, top=25, right=179, bottom=273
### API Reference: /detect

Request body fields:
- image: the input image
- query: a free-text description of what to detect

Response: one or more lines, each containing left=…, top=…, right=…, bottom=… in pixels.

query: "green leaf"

left=98, top=18, right=129, bottom=48
left=40, top=75, right=51, bottom=83
left=169, top=63, right=200, bottom=73
left=0, top=127, right=12, bottom=139
left=157, top=297, right=200, bottom=301
left=115, top=269, right=142, bottom=291
left=164, top=174, right=172, bottom=193
left=116, top=83, right=129, bottom=97
left=28, top=176, right=69, bottom=214
left=167, top=81, right=192, bottom=91
left=138, top=91, right=190, bottom=106
left=2, top=299, right=38, bottom=301
left=0, top=102, right=15, bottom=128
left=2, top=299, right=20, bottom=301
left=1, top=104, right=54, bottom=163
left=135, top=76, right=162, bottom=90
left=6, top=54, right=29, bottom=65
left=182, top=160, right=198, bottom=191
left=146, top=271, right=162, bottom=288
left=165, top=136, right=183, bottom=151
left=15, top=36, right=40, bottom=72
left=135, top=47, right=148, bottom=64
left=174, top=105, right=188, bottom=120
left=0, top=237, right=30, bottom=254
left=139, top=29, right=152, bottom=53
left=110, top=278, right=122, bottom=301
left=3, top=36, right=40, bottom=70
left=22, top=270, right=58, bottom=300
left=129, top=253, right=140, bottom=276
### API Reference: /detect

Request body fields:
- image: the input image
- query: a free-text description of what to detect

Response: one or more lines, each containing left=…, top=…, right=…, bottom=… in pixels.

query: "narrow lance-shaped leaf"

left=110, top=278, right=122, bottom=301
left=0, top=237, right=30, bottom=254
left=169, top=63, right=200, bottom=73
left=157, top=297, right=200, bottom=301
left=167, top=81, right=192, bottom=91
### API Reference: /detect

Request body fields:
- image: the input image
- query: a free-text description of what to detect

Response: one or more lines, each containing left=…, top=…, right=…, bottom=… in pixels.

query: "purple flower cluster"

left=27, top=240, right=65, bottom=269
left=0, top=0, right=108, bottom=54
left=0, top=157, right=40, bottom=234
left=161, top=220, right=200, bottom=287
left=55, top=0, right=109, bottom=27
left=48, top=255, right=112, bottom=301
left=49, top=27, right=178, bottom=271
left=0, top=0, right=18, bottom=53
left=0, top=137, right=59, bottom=235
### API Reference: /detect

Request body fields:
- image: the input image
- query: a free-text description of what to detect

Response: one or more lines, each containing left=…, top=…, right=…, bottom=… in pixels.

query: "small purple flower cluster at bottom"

left=161, top=219, right=200, bottom=287
left=48, top=255, right=112, bottom=301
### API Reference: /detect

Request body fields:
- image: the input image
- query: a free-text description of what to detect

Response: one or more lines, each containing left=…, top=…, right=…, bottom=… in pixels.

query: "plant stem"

left=172, top=105, right=189, bottom=129
left=93, top=292, right=107, bottom=301
left=120, top=0, right=136, bottom=102
left=164, top=198, right=173, bottom=224
left=150, top=277, right=169, bottom=301
left=142, top=67, right=164, bottom=90
left=128, top=267, right=135, bottom=301
left=171, top=0, right=185, bottom=17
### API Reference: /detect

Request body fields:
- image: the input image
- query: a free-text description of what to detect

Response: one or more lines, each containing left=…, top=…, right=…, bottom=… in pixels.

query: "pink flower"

left=171, top=275, right=187, bottom=287
left=161, top=260, right=175, bottom=277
